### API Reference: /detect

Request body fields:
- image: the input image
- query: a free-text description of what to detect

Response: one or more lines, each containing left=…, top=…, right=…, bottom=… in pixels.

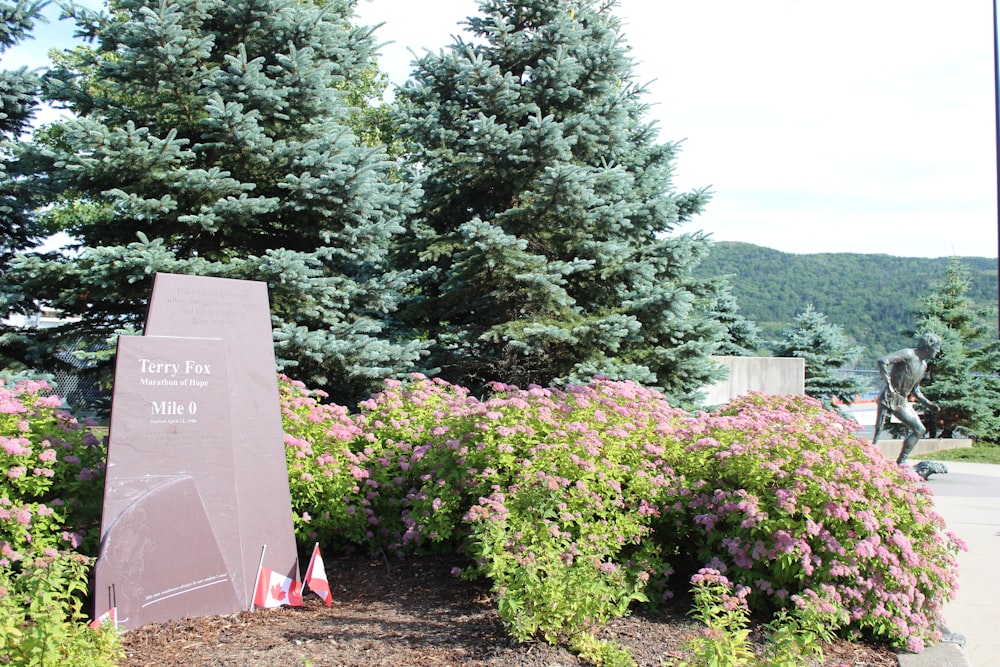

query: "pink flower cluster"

left=1, top=379, right=108, bottom=565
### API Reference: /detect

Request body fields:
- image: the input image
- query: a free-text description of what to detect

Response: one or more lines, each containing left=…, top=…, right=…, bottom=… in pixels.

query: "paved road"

left=916, top=461, right=1000, bottom=667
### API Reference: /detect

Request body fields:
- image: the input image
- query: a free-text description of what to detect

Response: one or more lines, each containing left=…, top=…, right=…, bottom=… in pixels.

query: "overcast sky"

left=8, top=0, right=1000, bottom=259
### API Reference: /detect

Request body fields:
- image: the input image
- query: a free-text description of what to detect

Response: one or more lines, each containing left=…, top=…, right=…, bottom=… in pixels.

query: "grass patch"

left=912, top=445, right=1000, bottom=464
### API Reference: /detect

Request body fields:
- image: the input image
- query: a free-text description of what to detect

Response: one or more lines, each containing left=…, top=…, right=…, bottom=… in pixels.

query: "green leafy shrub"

left=0, top=378, right=119, bottom=665
left=667, top=567, right=843, bottom=667
left=0, top=553, right=122, bottom=667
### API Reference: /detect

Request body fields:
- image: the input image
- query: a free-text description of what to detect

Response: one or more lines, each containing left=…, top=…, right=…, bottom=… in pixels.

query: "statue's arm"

left=877, top=351, right=906, bottom=394
left=913, top=385, right=939, bottom=411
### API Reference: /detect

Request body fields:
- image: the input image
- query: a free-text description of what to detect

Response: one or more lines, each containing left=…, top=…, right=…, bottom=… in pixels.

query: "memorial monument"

left=93, top=273, right=299, bottom=630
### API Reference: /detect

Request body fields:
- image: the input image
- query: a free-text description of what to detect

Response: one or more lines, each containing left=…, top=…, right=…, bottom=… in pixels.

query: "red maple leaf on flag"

left=254, top=559, right=303, bottom=608
left=270, top=581, right=287, bottom=602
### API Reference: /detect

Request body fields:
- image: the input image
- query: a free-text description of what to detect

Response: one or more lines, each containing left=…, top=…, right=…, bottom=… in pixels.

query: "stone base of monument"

left=873, top=438, right=971, bottom=462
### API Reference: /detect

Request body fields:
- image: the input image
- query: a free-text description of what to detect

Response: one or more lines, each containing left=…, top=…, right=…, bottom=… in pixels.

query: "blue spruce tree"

left=912, top=257, right=1000, bottom=442
left=2, top=0, right=427, bottom=404
left=393, top=0, right=724, bottom=404
left=709, top=283, right=764, bottom=357
left=772, top=304, right=867, bottom=409
left=0, top=0, right=47, bottom=264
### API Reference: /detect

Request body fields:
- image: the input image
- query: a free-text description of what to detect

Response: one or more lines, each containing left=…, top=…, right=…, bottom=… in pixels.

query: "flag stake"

left=251, top=544, right=267, bottom=612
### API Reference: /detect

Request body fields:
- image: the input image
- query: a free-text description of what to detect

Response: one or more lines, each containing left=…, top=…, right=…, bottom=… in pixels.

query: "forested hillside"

left=696, top=242, right=999, bottom=365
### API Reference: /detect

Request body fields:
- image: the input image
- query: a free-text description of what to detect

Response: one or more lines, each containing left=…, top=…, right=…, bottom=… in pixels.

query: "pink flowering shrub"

left=653, top=392, right=963, bottom=652
left=0, top=378, right=119, bottom=665
left=281, top=377, right=962, bottom=655
left=282, top=374, right=683, bottom=662
left=347, top=374, right=484, bottom=554
left=459, top=380, right=690, bottom=663
left=280, top=374, right=488, bottom=552
left=280, top=376, right=369, bottom=546
left=1, top=379, right=108, bottom=563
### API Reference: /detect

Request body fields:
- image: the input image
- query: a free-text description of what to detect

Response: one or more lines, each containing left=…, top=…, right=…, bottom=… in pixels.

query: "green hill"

left=696, top=242, right=999, bottom=365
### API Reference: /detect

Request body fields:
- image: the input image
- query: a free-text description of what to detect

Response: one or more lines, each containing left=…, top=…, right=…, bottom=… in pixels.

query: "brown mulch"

left=119, top=556, right=899, bottom=667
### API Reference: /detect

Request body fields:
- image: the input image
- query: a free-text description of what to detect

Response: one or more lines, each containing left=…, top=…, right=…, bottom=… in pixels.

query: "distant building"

left=3, top=306, right=81, bottom=330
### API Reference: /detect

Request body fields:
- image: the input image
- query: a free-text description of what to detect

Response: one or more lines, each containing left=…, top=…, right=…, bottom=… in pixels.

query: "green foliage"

left=0, top=378, right=119, bottom=666
left=393, top=0, right=725, bottom=403
left=281, top=375, right=961, bottom=660
left=666, top=569, right=842, bottom=667
left=0, top=553, right=122, bottom=667
left=0, top=0, right=46, bottom=138
left=912, top=445, right=1000, bottom=464
left=695, top=242, right=998, bottom=365
left=2, top=0, right=428, bottom=406
left=709, top=283, right=765, bottom=357
left=910, top=258, right=1000, bottom=443
left=770, top=304, right=868, bottom=408
left=1, top=0, right=49, bottom=264
left=333, top=56, right=401, bottom=153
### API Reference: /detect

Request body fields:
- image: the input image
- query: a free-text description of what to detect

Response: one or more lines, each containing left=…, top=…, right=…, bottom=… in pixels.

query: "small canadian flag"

left=304, top=543, right=332, bottom=607
left=89, top=607, right=117, bottom=629
left=253, top=566, right=303, bottom=608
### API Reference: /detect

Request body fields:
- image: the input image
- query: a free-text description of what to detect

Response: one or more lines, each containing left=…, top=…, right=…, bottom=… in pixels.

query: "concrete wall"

left=873, top=438, right=971, bottom=461
left=702, top=356, right=805, bottom=407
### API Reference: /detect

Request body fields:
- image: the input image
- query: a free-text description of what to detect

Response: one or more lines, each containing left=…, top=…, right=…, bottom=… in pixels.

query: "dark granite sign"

left=94, top=274, right=299, bottom=630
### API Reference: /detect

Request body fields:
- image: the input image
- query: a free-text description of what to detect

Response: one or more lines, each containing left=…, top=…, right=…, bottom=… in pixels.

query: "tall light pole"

left=995, top=0, right=1000, bottom=336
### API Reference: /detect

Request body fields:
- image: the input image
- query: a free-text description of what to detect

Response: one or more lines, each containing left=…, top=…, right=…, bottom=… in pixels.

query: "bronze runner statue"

left=872, top=332, right=942, bottom=465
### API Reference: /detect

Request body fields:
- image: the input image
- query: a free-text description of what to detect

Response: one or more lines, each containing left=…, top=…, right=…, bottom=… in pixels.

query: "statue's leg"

left=872, top=401, right=885, bottom=444
left=897, top=432, right=920, bottom=465
left=895, top=407, right=926, bottom=465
